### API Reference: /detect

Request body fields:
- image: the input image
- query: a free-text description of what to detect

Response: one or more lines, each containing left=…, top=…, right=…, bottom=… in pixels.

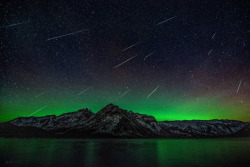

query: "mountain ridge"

left=0, top=104, right=249, bottom=138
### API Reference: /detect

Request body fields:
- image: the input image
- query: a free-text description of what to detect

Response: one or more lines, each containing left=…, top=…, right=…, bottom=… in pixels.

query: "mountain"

left=233, top=123, right=250, bottom=137
left=0, top=104, right=249, bottom=138
left=159, top=120, right=246, bottom=137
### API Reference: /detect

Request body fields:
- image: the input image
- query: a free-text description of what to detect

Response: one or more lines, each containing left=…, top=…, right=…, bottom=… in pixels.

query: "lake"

left=0, top=138, right=250, bottom=167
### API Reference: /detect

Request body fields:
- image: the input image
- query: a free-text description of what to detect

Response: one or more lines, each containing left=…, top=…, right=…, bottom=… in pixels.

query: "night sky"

left=1, top=0, right=250, bottom=122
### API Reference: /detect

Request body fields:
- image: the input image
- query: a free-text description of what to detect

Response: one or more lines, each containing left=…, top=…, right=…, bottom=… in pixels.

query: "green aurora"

left=1, top=86, right=249, bottom=122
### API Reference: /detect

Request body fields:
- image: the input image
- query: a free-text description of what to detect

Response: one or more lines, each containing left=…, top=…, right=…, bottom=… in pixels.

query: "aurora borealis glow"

left=1, top=0, right=250, bottom=122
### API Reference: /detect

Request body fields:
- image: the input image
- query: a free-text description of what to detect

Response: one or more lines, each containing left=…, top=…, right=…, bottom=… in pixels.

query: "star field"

left=0, top=0, right=250, bottom=122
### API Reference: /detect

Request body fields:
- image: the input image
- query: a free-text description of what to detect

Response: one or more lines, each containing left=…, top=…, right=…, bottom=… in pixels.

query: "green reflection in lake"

left=0, top=138, right=250, bottom=167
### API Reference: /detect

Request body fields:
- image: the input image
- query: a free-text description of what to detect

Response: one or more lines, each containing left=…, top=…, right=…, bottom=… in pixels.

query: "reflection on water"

left=0, top=138, right=250, bottom=167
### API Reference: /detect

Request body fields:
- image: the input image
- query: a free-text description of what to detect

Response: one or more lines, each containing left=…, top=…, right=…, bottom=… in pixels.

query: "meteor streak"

left=147, top=85, right=160, bottom=98
left=122, top=41, right=141, bottom=52
left=28, top=106, right=47, bottom=117
left=77, top=86, right=92, bottom=96
left=236, top=79, right=243, bottom=94
left=211, top=32, right=216, bottom=39
left=46, top=28, right=89, bottom=41
left=35, top=91, right=47, bottom=98
left=157, top=16, right=176, bottom=25
left=1, top=20, right=30, bottom=28
left=208, top=49, right=213, bottom=55
left=113, top=55, right=138, bottom=69
left=144, top=52, right=154, bottom=60
left=120, top=90, right=130, bottom=98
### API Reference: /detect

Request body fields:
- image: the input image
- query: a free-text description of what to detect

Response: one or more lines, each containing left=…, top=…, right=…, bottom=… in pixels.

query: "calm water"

left=0, top=138, right=250, bottom=167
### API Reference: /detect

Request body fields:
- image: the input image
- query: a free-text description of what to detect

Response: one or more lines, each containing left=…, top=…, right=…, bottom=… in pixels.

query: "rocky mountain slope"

left=0, top=104, right=249, bottom=138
